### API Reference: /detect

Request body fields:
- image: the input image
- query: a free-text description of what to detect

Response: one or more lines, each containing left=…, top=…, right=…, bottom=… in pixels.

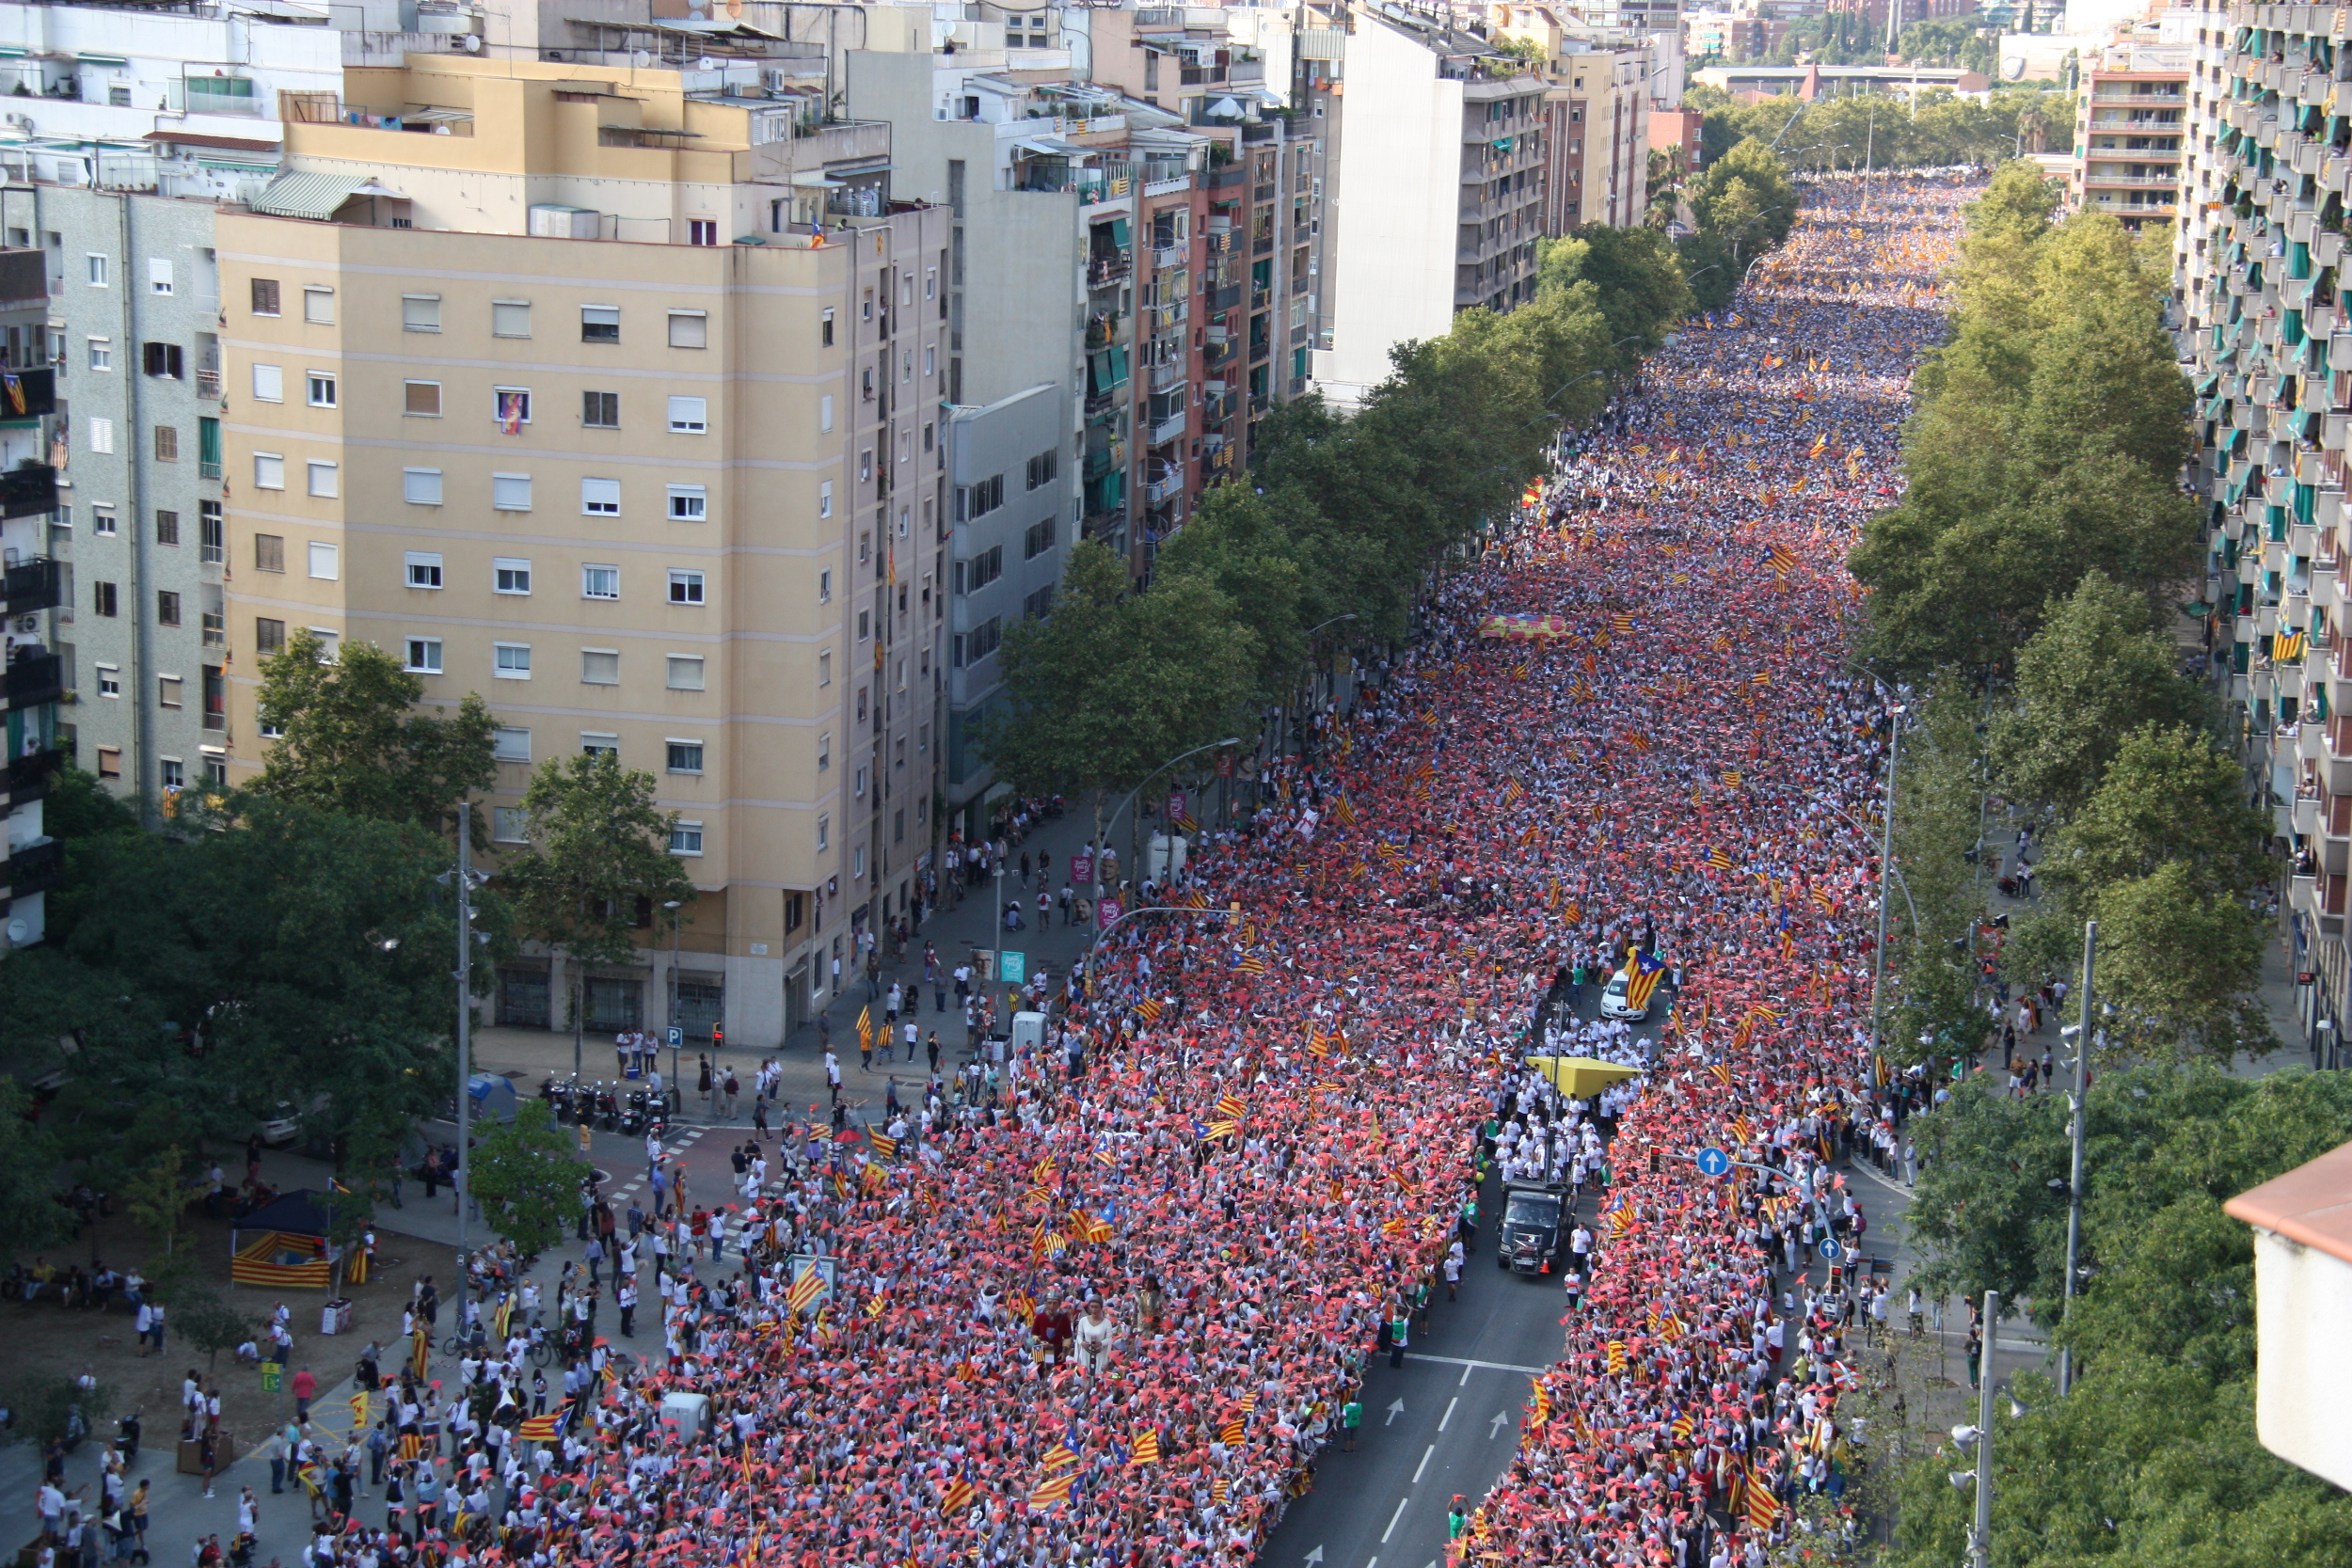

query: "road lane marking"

left=1458, top=1363, right=1472, bottom=1386
left=1379, top=1497, right=1409, bottom=1543
left=1411, top=1445, right=1435, bottom=1482
left=1404, top=1354, right=1548, bottom=1375
left=1437, top=1397, right=1458, bottom=1433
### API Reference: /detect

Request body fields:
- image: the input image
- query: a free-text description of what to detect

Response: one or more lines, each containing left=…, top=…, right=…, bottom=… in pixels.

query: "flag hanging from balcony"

left=2274, top=629, right=2310, bottom=661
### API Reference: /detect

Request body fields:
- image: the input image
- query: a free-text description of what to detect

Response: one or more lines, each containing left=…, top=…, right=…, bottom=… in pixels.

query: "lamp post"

left=1102, top=736, right=1244, bottom=896
left=453, top=800, right=473, bottom=1268
left=663, top=899, right=683, bottom=1108
left=1292, top=613, right=1360, bottom=755
left=1968, top=1290, right=1999, bottom=1568
left=2057, top=919, right=2095, bottom=1397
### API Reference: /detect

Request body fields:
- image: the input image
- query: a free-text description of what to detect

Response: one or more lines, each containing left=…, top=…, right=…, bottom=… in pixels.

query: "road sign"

left=1818, top=1237, right=1844, bottom=1262
left=665, top=1026, right=684, bottom=1048
left=261, top=1363, right=281, bottom=1393
left=1694, top=1146, right=1732, bottom=1178
left=999, top=950, right=1027, bottom=985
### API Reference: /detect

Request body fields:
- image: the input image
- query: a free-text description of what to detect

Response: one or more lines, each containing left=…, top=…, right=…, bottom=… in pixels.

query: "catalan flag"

left=1704, top=847, right=1734, bottom=873
left=1202, top=1118, right=1241, bottom=1141
left=1708, top=1062, right=1733, bottom=1089
left=1129, top=1427, right=1161, bottom=1465
left=1624, top=951, right=1667, bottom=1010
left=1173, top=810, right=1202, bottom=834
left=1605, top=1340, right=1628, bottom=1373
left=1332, top=796, right=1358, bottom=827
left=866, top=1131, right=898, bottom=1160
left=1744, top=1472, right=1780, bottom=1529
left=1028, top=1471, right=1076, bottom=1510
left=1500, top=778, right=1526, bottom=807
left=1216, top=1093, right=1247, bottom=1120
left=1219, top=1417, right=1246, bottom=1445
left=856, top=1006, right=873, bottom=1053
left=786, top=1268, right=825, bottom=1315
left=1136, top=998, right=1164, bottom=1025
left=941, top=1476, right=977, bottom=1514
left=1671, top=1413, right=1694, bottom=1445
left=1040, top=1438, right=1079, bottom=1471
left=1233, top=955, right=1269, bottom=975
left=1811, top=886, right=1836, bottom=914
left=1720, top=768, right=1743, bottom=789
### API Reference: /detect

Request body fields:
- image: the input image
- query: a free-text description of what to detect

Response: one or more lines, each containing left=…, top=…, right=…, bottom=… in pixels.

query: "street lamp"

left=1103, top=736, right=1244, bottom=895
left=663, top=899, right=683, bottom=1106
left=2058, top=919, right=2095, bottom=1397
left=437, top=802, right=490, bottom=1268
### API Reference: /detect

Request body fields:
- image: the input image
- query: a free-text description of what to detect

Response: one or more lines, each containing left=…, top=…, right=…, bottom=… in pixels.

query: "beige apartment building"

left=215, top=52, right=948, bottom=1048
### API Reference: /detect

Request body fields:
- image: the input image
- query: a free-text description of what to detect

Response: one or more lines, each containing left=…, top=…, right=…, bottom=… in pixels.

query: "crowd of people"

left=180, top=173, right=1978, bottom=1568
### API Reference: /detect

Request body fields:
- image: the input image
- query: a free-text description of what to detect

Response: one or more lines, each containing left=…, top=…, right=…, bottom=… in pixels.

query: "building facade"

left=0, top=244, right=59, bottom=953
left=2073, top=40, right=2187, bottom=231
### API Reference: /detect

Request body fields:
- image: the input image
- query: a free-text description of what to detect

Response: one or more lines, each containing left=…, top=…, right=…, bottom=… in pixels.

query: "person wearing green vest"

left=1458, top=1191, right=1479, bottom=1253
left=1341, top=1395, right=1362, bottom=1451
left=1389, top=1305, right=1409, bottom=1369
left=1447, top=1497, right=1470, bottom=1540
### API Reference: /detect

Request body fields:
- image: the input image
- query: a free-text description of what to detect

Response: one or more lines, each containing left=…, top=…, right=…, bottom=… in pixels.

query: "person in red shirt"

left=1029, top=1296, right=1073, bottom=1368
left=290, top=1366, right=316, bottom=1423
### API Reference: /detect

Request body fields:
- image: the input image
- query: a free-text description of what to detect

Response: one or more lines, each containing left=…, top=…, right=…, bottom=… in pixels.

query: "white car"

left=1599, top=970, right=1648, bottom=1022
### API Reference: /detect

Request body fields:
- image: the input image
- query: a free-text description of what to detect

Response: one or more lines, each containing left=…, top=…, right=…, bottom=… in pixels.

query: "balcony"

left=196, top=368, right=223, bottom=401
left=1088, top=254, right=1132, bottom=289
left=2, top=556, right=60, bottom=616
left=5, top=833, right=60, bottom=895
left=0, top=365, right=54, bottom=418
left=1149, top=409, right=1188, bottom=448
left=0, top=462, right=56, bottom=519
left=5, top=745, right=59, bottom=802
left=3, top=650, right=61, bottom=708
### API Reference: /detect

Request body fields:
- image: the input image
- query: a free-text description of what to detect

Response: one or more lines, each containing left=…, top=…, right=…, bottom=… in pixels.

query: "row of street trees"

left=1852, top=164, right=2261, bottom=1064
left=3, top=629, right=691, bottom=1259
left=1686, top=85, right=2078, bottom=175
left=983, top=150, right=1800, bottom=845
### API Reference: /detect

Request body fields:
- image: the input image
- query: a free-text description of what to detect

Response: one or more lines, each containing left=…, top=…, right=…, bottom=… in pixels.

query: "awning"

left=250, top=172, right=403, bottom=220
left=146, top=130, right=281, bottom=153
left=74, top=53, right=127, bottom=66
left=1012, top=136, right=1084, bottom=156
left=789, top=170, right=843, bottom=188
left=1107, top=215, right=1130, bottom=249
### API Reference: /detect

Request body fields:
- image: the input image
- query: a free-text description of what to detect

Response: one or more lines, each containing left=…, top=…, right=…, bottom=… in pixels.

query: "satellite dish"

left=2003, top=55, right=2027, bottom=78
left=6, top=918, right=28, bottom=946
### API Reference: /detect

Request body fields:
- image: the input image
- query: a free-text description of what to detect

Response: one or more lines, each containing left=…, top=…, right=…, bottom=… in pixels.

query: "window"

left=143, top=341, right=183, bottom=379
left=818, top=650, right=832, bottom=687
left=494, top=642, right=532, bottom=678
left=404, top=468, right=443, bottom=505
left=405, top=551, right=444, bottom=588
left=87, top=253, right=107, bottom=287
left=200, top=752, right=228, bottom=789
left=666, top=484, right=707, bottom=522
left=494, top=558, right=532, bottom=594
left=816, top=814, right=830, bottom=852
left=156, top=590, right=182, bottom=627
left=860, top=449, right=873, bottom=481
left=818, top=481, right=833, bottom=519
left=954, top=615, right=1003, bottom=667
left=666, top=740, right=705, bottom=773
left=91, top=506, right=117, bottom=536
left=858, top=609, right=870, bottom=641
left=405, top=637, right=442, bottom=673
left=670, top=822, right=705, bottom=855
left=582, top=563, right=620, bottom=599
left=581, top=649, right=619, bottom=685
left=152, top=425, right=179, bottom=462
left=581, top=477, right=621, bottom=516
left=667, top=395, right=707, bottom=434
left=580, top=305, right=620, bottom=342
left=402, top=293, right=440, bottom=331
left=87, top=417, right=113, bottom=453
left=821, top=308, right=835, bottom=347
left=254, top=618, right=286, bottom=657
left=580, top=733, right=618, bottom=758
left=666, top=655, right=705, bottom=690
left=250, top=362, right=281, bottom=401
left=962, top=474, right=1004, bottom=519
left=87, top=338, right=111, bottom=372
left=818, top=731, right=832, bottom=770
left=853, top=762, right=867, bottom=798
left=687, top=219, right=718, bottom=246
left=492, top=474, right=532, bottom=511
left=1026, top=449, right=1059, bottom=489
left=492, top=301, right=530, bottom=338
left=92, top=580, right=118, bottom=617
left=157, top=759, right=184, bottom=794
left=249, top=277, right=280, bottom=316
left=852, top=846, right=866, bottom=879
left=819, top=394, right=834, bottom=434
left=308, top=541, right=339, bottom=580
left=154, top=510, right=180, bottom=546
left=818, top=568, right=833, bottom=603
left=200, top=501, right=224, bottom=563
left=1024, top=517, right=1057, bottom=559
left=254, top=534, right=284, bottom=573
left=1024, top=583, right=1056, bottom=619
left=583, top=390, right=619, bottom=428
left=494, top=807, right=529, bottom=843
left=494, top=388, right=532, bottom=429
left=158, top=675, right=183, bottom=708
left=302, top=286, right=333, bottom=324
left=493, top=726, right=532, bottom=763
left=668, top=569, right=705, bottom=605
left=405, top=380, right=441, bottom=417
left=307, top=460, right=338, bottom=498
left=668, top=310, right=707, bottom=349
left=96, top=745, right=120, bottom=777
left=965, top=546, right=1004, bottom=592
left=307, top=372, right=336, bottom=408
left=253, top=452, right=284, bottom=489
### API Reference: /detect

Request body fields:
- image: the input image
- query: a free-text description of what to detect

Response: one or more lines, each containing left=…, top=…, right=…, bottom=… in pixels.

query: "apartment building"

left=1303, top=3, right=1549, bottom=407
left=212, top=52, right=946, bottom=1047
left=2073, top=40, right=2187, bottom=231
left=0, top=244, right=59, bottom=953
left=2170, top=0, right=2352, bottom=1057
left=1492, top=3, right=1656, bottom=230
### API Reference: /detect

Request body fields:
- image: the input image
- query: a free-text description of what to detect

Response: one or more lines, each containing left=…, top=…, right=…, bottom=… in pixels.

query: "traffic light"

left=1647, top=1149, right=1661, bottom=1175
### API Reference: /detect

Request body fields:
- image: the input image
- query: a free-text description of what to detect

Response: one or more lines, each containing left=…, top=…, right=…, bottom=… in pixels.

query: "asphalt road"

left=1263, top=1165, right=1567, bottom=1568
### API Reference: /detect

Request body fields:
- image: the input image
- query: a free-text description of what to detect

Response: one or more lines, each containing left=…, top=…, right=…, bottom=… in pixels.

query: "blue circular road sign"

left=1695, top=1147, right=1731, bottom=1178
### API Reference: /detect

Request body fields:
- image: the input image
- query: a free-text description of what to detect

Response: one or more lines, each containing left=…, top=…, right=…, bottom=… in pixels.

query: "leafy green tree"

left=120, top=1146, right=191, bottom=1262
left=1688, top=137, right=1796, bottom=255
left=985, top=539, right=1259, bottom=871
left=254, top=629, right=499, bottom=846
left=0, top=1078, right=72, bottom=1251
left=0, top=1371, right=113, bottom=1447
left=1883, top=682, right=1992, bottom=1064
left=1152, top=486, right=1308, bottom=705
left=151, top=1263, right=262, bottom=1372
left=501, top=752, right=697, bottom=1076
left=1536, top=225, right=1694, bottom=373
left=2053, top=725, right=2272, bottom=905
left=467, top=1099, right=584, bottom=1259
left=1991, top=569, right=2211, bottom=815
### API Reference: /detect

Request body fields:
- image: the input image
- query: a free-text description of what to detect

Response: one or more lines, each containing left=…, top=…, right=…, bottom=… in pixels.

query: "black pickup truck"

left=1498, top=1180, right=1568, bottom=1275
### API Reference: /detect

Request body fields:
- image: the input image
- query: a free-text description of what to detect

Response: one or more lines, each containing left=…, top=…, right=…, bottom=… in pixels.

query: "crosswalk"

left=607, top=1127, right=706, bottom=1207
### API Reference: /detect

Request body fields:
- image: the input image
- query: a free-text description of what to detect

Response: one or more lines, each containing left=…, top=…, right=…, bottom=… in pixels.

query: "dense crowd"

left=220, top=174, right=1975, bottom=1568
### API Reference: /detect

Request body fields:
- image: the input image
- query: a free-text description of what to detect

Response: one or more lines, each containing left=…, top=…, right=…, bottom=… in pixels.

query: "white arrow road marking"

left=1380, top=1497, right=1410, bottom=1544
left=1385, top=1399, right=1406, bottom=1426
left=1437, top=1397, right=1459, bottom=1433
left=1412, top=1445, right=1435, bottom=1483
left=1487, top=1410, right=1510, bottom=1440
left=1302, top=1549, right=1324, bottom=1567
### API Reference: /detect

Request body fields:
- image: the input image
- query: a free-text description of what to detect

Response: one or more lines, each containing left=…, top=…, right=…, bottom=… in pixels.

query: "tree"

left=501, top=752, right=698, bottom=1075
left=120, top=1147, right=191, bottom=1263
left=2053, top=725, right=2272, bottom=905
left=0, top=1371, right=113, bottom=1448
left=466, top=1100, right=584, bottom=1259
left=0, top=1078, right=72, bottom=1252
left=254, top=629, right=499, bottom=846
left=1152, top=486, right=1308, bottom=706
left=1991, top=569, right=2211, bottom=816
left=151, top=1263, right=262, bottom=1372
left=1537, top=226, right=1695, bottom=373
left=1883, top=682, right=1992, bottom=1065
